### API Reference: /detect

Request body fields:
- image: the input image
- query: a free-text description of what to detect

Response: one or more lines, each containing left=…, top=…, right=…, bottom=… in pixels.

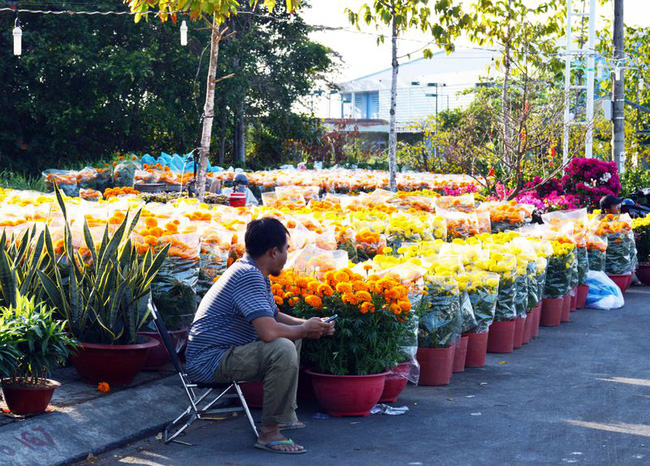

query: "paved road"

left=83, top=288, right=650, bottom=466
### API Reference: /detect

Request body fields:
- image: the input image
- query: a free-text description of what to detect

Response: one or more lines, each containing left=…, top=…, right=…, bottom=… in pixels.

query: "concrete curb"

left=0, top=375, right=186, bottom=466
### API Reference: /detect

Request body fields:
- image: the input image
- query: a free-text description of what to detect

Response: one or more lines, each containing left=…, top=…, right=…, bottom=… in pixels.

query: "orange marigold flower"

left=398, top=300, right=412, bottom=312
left=144, top=217, right=158, bottom=228
left=360, top=302, right=375, bottom=314
left=274, top=296, right=284, bottom=306
left=305, top=295, right=322, bottom=309
left=336, top=282, right=353, bottom=294
left=342, top=292, right=357, bottom=305
left=355, top=291, right=372, bottom=303
left=97, top=382, right=110, bottom=393
left=144, top=235, right=159, bottom=247
left=352, top=281, right=369, bottom=292
left=318, top=283, right=334, bottom=297
left=390, top=303, right=402, bottom=315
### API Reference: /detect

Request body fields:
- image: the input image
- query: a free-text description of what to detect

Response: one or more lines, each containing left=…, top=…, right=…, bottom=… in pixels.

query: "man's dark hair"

left=245, top=217, right=290, bottom=258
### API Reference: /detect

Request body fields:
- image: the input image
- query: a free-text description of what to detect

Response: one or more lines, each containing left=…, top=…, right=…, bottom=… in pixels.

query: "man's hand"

left=302, top=317, right=333, bottom=339
left=320, top=317, right=336, bottom=336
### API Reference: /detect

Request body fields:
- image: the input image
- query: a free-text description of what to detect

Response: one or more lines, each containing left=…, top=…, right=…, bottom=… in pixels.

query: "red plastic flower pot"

left=307, top=370, right=387, bottom=417
left=637, top=265, right=650, bottom=286
left=240, top=381, right=264, bottom=408
left=487, top=320, right=515, bottom=354
left=559, top=295, right=570, bottom=322
left=70, top=337, right=159, bottom=386
left=1, top=379, right=60, bottom=416
left=576, top=285, right=589, bottom=309
left=540, top=298, right=563, bottom=327
left=608, top=274, right=631, bottom=294
left=531, top=303, right=542, bottom=338
left=465, top=331, right=489, bottom=368
left=513, top=316, right=526, bottom=349
left=297, top=368, right=314, bottom=401
left=522, top=311, right=533, bottom=345
left=138, top=328, right=189, bottom=371
left=228, top=192, right=246, bottom=207
left=380, top=362, right=411, bottom=403
left=570, top=288, right=578, bottom=312
left=452, top=335, right=469, bottom=373
left=416, top=347, right=454, bottom=386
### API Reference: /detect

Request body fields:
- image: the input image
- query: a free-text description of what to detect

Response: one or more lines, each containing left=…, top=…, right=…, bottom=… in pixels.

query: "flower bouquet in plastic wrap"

left=43, top=169, right=80, bottom=197
left=594, top=214, right=637, bottom=276
left=543, top=241, right=575, bottom=299
left=438, top=209, right=480, bottom=241
left=132, top=217, right=200, bottom=329
left=463, top=271, right=500, bottom=333
left=354, top=229, right=387, bottom=261
left=587, top=233, right=607, bottom=272
left=416, top=274, right=461, bottom=349
left=479, top=200, right=530, bottom=233
left=196, top=226, right=234, bottom=298
left=434, top=193, right=476, bottom=213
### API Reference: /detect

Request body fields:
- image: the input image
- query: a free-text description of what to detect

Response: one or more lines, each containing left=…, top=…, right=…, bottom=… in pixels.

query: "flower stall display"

left=587, top=233, right=608, bottom=272
left=479, top=200, right=531, bottom=233
left=593, top=214, right=637, bottom=277
left=633, top=216, right=650, bottom=285
left=435, top=193, right=476, bottom=213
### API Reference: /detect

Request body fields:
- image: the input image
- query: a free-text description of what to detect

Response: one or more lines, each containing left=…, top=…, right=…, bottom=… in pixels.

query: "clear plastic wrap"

left=417, top=275, right=461, bottom=348
left=480, top=200, right=528, bottom=232
left=543, top=244, right=575, bottom=299
left=114, top=161, right=138, bottom=187
left=587, top=234, right=608, bottom=272
left=42, top=169, right=79, bottom=197
left=594, top=214, right=637, bottom=275
left=435, top=193, right=475, bottom=213
left=285, top=245, right=348, bottom=281
left=437, top=208, right=480, bottom=240
left=465, top=271, right=499, bottom=333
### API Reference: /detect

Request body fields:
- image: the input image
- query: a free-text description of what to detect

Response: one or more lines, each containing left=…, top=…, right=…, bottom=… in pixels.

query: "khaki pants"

left=214, top=338, right=301, bottom=426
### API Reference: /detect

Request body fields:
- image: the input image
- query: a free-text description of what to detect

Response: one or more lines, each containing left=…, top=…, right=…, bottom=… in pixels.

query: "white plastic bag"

left=584, top=270, right=624, bottom=310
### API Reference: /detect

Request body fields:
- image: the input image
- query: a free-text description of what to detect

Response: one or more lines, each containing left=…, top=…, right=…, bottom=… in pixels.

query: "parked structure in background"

left=317, top=48, right=498, bottom=142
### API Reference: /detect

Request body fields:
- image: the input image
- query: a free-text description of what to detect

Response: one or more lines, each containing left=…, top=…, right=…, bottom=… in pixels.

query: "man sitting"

left=186, top=217, right=334, bottom=454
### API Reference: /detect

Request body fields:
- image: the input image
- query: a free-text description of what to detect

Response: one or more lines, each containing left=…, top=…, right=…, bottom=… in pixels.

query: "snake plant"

left=38, top=186, right=169, bottom=344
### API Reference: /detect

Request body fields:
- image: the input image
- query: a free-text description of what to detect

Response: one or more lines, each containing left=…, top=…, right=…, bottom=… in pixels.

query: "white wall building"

left=320, top=48, right=499, bottom=134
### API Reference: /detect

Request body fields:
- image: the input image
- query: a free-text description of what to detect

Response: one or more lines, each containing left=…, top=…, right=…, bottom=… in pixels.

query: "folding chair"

left=149, top=303, right=259, bottom=444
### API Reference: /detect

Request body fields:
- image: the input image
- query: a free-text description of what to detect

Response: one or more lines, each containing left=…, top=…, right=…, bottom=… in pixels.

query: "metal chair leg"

left=234, top=382, right=259, bottom=438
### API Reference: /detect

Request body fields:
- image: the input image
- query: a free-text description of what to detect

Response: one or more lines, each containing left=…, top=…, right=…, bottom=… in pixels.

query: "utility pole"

left=612, top=0, right=625, bottom=173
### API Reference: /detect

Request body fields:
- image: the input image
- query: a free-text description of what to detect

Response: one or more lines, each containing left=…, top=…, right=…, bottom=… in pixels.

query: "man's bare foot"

left=278, top=420, right=306, bottom=431
left=256, top=426, right=305, bottom=453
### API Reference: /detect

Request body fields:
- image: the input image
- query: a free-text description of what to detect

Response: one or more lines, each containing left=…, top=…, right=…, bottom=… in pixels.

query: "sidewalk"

left=0, top=366, right=187, bottom=465
left=3, top=289, right=650, bottom=466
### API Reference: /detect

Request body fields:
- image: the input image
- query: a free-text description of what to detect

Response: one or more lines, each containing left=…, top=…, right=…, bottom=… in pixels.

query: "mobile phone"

left=324, top=314, right=338, bottom=323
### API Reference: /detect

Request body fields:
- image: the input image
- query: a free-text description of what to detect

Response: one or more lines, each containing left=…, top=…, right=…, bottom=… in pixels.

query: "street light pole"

left=612, top=0, right=625, bottom=173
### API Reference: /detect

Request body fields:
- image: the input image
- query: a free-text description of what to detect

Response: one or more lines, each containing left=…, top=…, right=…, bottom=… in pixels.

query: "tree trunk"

left=196, top=15, right=221, bottom=201
left=236, top=99, right=245, bottom=164
left=388, top=11, right=399, bottom=192
left=502, top=44, right=511, bottom=166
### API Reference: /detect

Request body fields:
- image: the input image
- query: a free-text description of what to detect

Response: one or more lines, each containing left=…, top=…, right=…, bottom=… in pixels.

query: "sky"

left=302, top=0, right=650, bottom=84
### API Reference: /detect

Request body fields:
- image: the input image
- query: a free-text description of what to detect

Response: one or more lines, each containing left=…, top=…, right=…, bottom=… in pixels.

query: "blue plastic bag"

left=584, top=271, right=624, bottom=310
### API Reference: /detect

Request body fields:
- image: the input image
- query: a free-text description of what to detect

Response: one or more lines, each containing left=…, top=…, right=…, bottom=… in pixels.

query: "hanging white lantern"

left=13, top=20, right=22, bottom=56
left=180, top=20, right=188, bottom=46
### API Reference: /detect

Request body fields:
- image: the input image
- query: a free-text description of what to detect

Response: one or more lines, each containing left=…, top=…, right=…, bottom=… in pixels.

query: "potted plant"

left=38, top=187, right=169, bottom=385
left=288, top=268, right=413, bottom=416
left=0, top=294, right=79, bottom=416
left=633, top=216, right=650, bottom=285
left=464, top=271, right=499, bottom=368
left=595, top=214, right=636, bottom=292
left=416, top=275, right=461, bottom=386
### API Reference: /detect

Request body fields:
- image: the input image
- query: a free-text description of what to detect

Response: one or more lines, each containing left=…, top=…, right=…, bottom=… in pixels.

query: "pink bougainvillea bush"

left=514, top=158, right=621, bottom=212
left=560, top=158, right=621, bottom=208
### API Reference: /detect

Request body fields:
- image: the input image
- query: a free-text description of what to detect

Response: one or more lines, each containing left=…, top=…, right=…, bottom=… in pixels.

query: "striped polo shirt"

left=185, top=255, right=277, bottom=383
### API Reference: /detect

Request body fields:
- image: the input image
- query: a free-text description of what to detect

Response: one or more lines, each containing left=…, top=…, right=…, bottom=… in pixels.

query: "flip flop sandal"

left=278, top=421, right=306, bottom=431
left=254, top=439, right=307, bottom=454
